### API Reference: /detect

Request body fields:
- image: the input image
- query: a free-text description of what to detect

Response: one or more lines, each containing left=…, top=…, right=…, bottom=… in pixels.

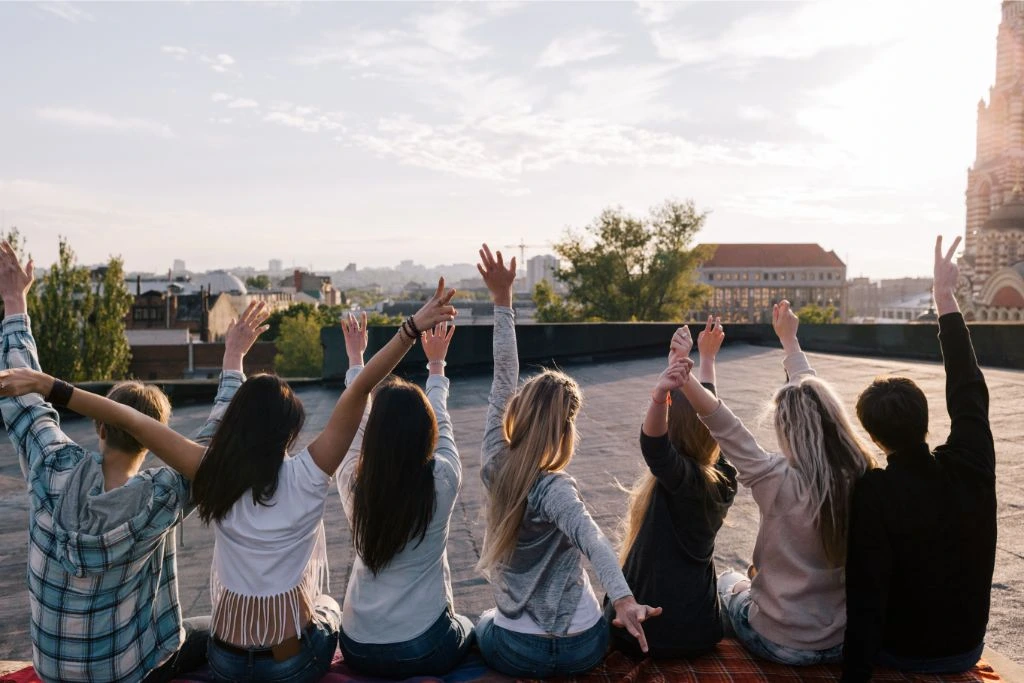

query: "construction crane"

left=504, top=239, right=547, bottom=264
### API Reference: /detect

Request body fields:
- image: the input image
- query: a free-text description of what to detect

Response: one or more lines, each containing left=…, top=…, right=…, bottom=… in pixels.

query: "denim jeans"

left=718, top=571, right=843, bottom=666
left=877, top=642, right=984, bottom=674
left=144, top=616, right=211, bottom=683
left=339, top=605, right=474, bottom=678
left=207, top=595, right=340, bottom=683
left=475, top=609, right=609, bottom=678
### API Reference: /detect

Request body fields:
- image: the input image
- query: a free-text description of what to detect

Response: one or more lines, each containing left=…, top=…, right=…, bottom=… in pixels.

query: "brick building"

left=126, top=286, right=237, bottom=342
left=696, top=244, right=846, bottom=323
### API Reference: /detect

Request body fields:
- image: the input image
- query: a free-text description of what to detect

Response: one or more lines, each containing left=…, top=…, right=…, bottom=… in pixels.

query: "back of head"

left=192, top=374, right=305, bottom=524
left=773, top=377, right=876, bottom=566
left=352, top=376, right=438, bottom=574
left=618, top=389, right=724, bottom=564
left=477, top=369, right=582, bottom=575
left=102, top=382, right=172, bottom=455
left=856, top=376, right=929, bottom=453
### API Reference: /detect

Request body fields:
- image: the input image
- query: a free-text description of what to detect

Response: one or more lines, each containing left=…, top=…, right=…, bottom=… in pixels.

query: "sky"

left=0, top=0, right=1004, bottom=278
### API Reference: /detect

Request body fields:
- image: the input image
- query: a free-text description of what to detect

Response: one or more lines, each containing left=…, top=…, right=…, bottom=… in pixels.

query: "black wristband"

left=46, top=378, right=74, bottom=407
left=406, top=315, right=422, bottom=337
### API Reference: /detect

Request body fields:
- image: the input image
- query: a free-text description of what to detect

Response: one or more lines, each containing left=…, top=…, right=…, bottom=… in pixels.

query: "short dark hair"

left=856, top=376, right=928, bottom=452
left=101, top=382, right=172, bottom=454
left=192, top=374, right=305, bottom=524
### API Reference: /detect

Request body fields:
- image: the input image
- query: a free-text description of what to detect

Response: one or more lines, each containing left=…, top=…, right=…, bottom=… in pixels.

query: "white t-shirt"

left=210, top=447, right=333, bottom=647
left=337, top=371, right=462, bottom=644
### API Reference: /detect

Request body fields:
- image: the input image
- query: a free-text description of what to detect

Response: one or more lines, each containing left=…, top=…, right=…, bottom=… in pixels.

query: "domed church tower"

left=962, top=1, right=1024, bottom=321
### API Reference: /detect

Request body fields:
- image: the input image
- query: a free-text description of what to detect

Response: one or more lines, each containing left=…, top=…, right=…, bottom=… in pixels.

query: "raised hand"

left=933, top=235, right=962, bottom=316
left=224, top=301, right=270, bottom=371
left=654, top=357, right=694, bottom=396
left=0, top=241, right=34, bottom=315
left=477, top=243, right=517, bottom=307
left=697, top=315, right=724, bottom=358
left=0, top=367, right=51, bottom=398
left=422, top=321, right=456, bottom=373
left=342, top=311, right=369, bottom=366
left=411, top=277, right=457, bottom=335
left=611, top=595, right=663, bottom=654
left=772, top=300, right=800, bottom=352
left=668, top=325, right=692, bottom=363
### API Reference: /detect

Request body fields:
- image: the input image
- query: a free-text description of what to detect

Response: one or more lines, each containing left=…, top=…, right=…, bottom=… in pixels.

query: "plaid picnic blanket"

left=0, top=640, right=1004, bottom=682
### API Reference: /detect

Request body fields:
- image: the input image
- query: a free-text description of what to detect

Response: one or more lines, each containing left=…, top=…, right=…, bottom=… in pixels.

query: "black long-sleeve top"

left=607, top=383, right=739, bottom=658
left=842, top=313, right=996, bottom=682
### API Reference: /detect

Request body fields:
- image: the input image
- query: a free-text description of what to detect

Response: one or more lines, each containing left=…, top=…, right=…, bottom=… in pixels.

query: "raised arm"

left=307, top=279, right=456, bottom=476
left=422, top=321, right=460, bottom=478
left=772, top=300, right=817, bottom=384
left=931, top=236, right=993, bottom=471
left=477, top=244, right=519, bottom=487
left=641, top=348, right=701, bottom=492
left=697, top=315, right=724, bottom=386
left=193, top=300, right=270, bottom=445
left=0, top=242, right=75, bottom=477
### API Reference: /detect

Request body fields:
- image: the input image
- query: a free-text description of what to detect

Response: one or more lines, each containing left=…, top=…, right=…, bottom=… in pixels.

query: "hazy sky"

left=0, top=1, right=1002, bottom=277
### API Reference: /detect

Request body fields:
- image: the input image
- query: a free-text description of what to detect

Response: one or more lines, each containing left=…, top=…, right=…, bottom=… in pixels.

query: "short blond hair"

left=100, top=382, right=172, bottom=454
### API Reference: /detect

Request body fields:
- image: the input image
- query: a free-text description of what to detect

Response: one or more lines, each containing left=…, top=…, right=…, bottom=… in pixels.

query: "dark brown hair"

left=192, top=374, right=305, bottom=524
left=352, top=376, right=438, bottom=575
left=101, top=382, right=172, bottom=454
left=856, top=376, right=929, bottom=453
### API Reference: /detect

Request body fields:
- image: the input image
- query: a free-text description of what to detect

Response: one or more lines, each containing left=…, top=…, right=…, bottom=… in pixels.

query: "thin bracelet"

left=426, top=360, right=447, bottom=370
left=398, top=323, right=417, bottom=343
left=651, top=391, right=672, bottom=406
left=405, top=315, right=421, bottom=337
left=47, top=378, right=75, bottom=407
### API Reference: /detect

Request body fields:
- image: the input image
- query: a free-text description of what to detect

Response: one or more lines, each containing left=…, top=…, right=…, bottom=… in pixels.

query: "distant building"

left=344, top=262, right=357, bottom=272
left=172, top=259, right=187, bottom=276
left=126, top=287, right=236, bottom=342
left=880, top=292, right=935, bottom=323
left=269, top=259, right=283, bottom=275
left=847, top=277, right=880, bottom=319
left=280, top=269, right=343, bottom=307
left=961, top=1, right=1024, bottom=322
left=526, top=254, right=560, bottom=292
left=696, top=243, right=847, bottom=323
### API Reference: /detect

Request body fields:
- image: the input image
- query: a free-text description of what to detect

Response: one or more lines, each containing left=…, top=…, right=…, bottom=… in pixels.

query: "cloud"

left=37, top=107, right=174, bottom=138
left=203, top=53, right=237, bottom=74
left=263, top=103, right=344, bottom=133
left=549, top=63, right=684, bottom=125
left=161, top=45, right=190, bottom=61
left=537, top=30, right=619, bottom=68
left=634, top=1, right=686, bottom=26
left=738, top=105, right=773, bottom=122
left=39, top=2, right=94, bottom=23
left=227, top=98, right=259, bottom=109
left=211, top=92, right=230, bottom=102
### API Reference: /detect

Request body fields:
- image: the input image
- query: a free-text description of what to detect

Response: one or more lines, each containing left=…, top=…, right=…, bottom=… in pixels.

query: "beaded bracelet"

left=405, top=315, right=421, bottom=337
left=399, top=321, right=417, bottom=342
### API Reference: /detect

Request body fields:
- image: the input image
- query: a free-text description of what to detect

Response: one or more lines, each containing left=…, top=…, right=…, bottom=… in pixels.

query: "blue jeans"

left=877, top=642, right=984, bottom=674
left=207, top=596, right=340, bottom=683
left=718, top=571, right=843, bottom=666
left=475, top=609, right=609, bottom=678
left=339, top=605, right=474, bottom=678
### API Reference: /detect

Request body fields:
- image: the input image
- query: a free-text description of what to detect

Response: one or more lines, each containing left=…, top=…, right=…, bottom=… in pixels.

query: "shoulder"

left=529, top=470, right=581, bottom=507
left=285, top=447, right=332, bottom=489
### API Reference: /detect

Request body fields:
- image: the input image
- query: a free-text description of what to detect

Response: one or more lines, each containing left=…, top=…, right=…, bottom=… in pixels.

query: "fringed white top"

left=209, top=447, right=333, bottom=648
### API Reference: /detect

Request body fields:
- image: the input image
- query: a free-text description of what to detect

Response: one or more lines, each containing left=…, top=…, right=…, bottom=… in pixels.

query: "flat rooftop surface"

left=0, top=345, right=1021, bottom=664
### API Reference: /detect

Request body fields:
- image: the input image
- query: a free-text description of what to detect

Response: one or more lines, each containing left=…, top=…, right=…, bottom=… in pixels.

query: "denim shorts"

left=475, top=609, right=609, bottom=678
left=718, top=571, right=842, bottom=666
left=339, top=605, right=474, bottom=678
left=207, top=595, right=340, bottom=683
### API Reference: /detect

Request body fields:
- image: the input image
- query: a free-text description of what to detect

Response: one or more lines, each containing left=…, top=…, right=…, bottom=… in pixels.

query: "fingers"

left=935, top=234, right=943, bottom=262
left=705, top=315, right=713, bottom=334
left=24, top=259, right=33, bottom=279
left=445, top=323, right=456, bottom=343
left=440, top=287, right=456, bottom=306
left=509, top=255, right=516, bottom=275
left=360, top=310, right=367, bottom=330
left=496, top=250, right=504, bottom=269
left=945, top=235, right=962, bottom=262
left=433, top=277, right=445, bottom=301
left=772, top=302, right=779, bottom=325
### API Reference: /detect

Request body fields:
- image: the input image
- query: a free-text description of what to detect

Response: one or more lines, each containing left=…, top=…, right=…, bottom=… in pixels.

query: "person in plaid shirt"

left=0, top=241, right=269, bottom=682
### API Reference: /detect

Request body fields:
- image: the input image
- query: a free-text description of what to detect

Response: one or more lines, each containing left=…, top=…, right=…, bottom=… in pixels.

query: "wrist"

left=2, top=297, right=27, bottom=316
left=493, top=292, right=512, bottom=308
left=347, top=354, right=364, bottom=366
left=780, top=337, right=801, bottom=354
left=427, top=359, right=447, bottom=375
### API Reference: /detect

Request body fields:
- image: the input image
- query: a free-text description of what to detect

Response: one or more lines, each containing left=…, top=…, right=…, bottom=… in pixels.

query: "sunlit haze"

left=0, top=1, right=1001, bottom=278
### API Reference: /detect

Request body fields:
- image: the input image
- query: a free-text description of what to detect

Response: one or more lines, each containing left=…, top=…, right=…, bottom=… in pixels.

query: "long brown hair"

left=619, top=388, right=724, bottom=563
left=477, top=370, right=582, bottom=577
left=193, top=374, right=305, bottom=524
left=773, top=376, right=877, bottom=566
left=352, top=376, right=438, bottom=575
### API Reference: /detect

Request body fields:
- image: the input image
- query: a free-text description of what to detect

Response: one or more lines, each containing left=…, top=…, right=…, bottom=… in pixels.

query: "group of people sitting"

left=0, top=237, right=996, bottom=683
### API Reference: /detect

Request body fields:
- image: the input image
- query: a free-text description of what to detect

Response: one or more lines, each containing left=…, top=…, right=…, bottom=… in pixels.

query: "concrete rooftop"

left=0, top=345, right=1021, bottom=665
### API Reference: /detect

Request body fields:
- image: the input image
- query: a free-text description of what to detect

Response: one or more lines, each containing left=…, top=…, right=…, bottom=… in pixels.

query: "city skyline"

left=0, top=1, right=1002, bottom=279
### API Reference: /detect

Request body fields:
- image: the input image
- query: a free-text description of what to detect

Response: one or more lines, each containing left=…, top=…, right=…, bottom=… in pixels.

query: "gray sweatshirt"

left=481, top=306, right=632, bottom=636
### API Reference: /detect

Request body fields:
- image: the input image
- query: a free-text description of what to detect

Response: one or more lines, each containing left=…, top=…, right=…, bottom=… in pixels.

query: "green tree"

left=365, top=311, right=404, bottom=326
left=83, top=257, right=133, bottom=380
left=553, top=199, right=713, bottom=321
left=32, top=238, right=95, bottom=381
left=532, top=280, right=578, bottom=322
left=274, top=312, right=324, bottom=377
left=796, top=303, right=839, bottom=324
left=245, top=274, right=271, bottom=290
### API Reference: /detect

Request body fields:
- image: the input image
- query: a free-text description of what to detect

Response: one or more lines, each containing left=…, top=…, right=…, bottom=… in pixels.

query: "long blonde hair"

left=619, top=388, right=725, bottom=564
left=477, top=370, right=582, bottom=577
left=773, top=376, right=876, bottom=567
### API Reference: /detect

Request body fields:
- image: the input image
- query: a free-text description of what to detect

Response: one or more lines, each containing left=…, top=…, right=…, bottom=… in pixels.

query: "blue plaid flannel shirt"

left=0, top=314, right=244, bottom=682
